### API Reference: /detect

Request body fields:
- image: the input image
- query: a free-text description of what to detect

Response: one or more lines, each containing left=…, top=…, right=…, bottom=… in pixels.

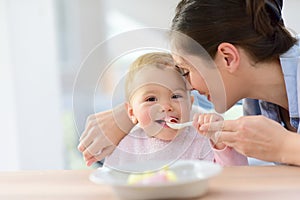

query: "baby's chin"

left=151, top=130, right=179, bottom=141
left=142, top=123, right=181, bottom=140
left=155, top=135, right=176, bottom=141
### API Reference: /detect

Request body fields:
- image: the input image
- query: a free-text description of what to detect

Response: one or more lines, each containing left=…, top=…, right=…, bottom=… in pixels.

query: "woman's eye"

left=182, top=71, right=190, bottom=77
left=172, top=94, right=183, bottom=99
left=146, top=97, right=157, bottom=102
left=175, top=65, right=190, bottom=77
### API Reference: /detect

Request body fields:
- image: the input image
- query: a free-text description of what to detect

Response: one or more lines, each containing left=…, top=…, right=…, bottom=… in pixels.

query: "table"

left=1, top=166, right=300, bottom=200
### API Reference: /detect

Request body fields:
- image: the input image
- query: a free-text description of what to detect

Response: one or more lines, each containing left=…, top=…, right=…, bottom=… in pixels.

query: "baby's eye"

left=145, top=96, right=157, bottom=102
left=172, top=94, right=183, bottom=99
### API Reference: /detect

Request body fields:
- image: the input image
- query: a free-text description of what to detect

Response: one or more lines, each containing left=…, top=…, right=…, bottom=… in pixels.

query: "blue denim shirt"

left=243, top=42, right=300, bottom=133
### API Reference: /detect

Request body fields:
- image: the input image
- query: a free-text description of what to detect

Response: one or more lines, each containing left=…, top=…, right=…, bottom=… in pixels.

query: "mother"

left=78, top=0, right=300, bottom=166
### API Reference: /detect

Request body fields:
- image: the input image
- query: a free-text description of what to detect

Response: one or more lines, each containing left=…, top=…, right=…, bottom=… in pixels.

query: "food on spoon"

left=127, top=166, right=177, bottom=185
left=169, top=117, right=178, bottom=123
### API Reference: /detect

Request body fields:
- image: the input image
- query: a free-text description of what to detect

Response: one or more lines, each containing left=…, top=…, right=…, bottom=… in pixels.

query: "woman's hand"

left=199, top=115, right=294, bottom=163
left=77, top=104, right=134, bottom=166
left=193, top=113, right=226, bottom=149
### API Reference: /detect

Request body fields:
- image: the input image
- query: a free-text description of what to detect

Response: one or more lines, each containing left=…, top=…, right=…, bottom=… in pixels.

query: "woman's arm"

left=77, top=103, right=134, bottom=166
left=200, top=115, right=300, bottom=165
left=280, top=132, right=300, bottom=165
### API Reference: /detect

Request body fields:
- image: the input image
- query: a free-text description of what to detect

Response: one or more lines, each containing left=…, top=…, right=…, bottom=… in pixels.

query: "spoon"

left=166, top=121, right=193, bottom=129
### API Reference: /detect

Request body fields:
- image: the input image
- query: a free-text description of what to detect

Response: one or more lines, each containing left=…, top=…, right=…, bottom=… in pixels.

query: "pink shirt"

left=105, top=126, right=248, bottom=167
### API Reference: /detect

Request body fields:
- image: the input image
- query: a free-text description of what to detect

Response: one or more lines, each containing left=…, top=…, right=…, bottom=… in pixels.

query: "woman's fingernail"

left=86, top=160, right=93, bottom=167
left=95, top=150, right=102, bottom=156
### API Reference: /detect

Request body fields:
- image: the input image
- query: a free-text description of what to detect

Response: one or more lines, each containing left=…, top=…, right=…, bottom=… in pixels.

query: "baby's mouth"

left=155, top=119, right=166, bottom=125
left=155, top=117, right=179, bottom=125
left=169, top=118, right=179, bottom=123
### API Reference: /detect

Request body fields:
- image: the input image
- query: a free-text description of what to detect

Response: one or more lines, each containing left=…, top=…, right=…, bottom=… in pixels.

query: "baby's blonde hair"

left=125, top=52, right=179, bottom=100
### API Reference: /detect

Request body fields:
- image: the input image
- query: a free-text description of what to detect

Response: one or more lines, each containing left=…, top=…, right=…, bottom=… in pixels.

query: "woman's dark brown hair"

left=171, top=0, right=297, bottom=62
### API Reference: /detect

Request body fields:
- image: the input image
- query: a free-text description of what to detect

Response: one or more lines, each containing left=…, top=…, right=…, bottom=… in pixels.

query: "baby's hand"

left=192, top=113, right=226, bottom=149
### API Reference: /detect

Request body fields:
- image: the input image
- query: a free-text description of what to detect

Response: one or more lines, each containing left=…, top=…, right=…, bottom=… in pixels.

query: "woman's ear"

left=216, top=42, right=240, bottom=73
left=125, top=102, right=138, bottom=124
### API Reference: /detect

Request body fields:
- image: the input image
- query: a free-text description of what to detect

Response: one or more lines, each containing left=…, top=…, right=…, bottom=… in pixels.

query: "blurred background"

left=1, top=0, right=299, bottom=171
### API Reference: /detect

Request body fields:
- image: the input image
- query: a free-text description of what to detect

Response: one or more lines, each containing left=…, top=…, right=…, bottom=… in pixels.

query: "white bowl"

left=90, top=160, right=222, bottom=200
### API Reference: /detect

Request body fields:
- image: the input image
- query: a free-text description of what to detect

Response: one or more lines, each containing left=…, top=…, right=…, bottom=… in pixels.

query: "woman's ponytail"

left=172, top=0, right=297, bottom=63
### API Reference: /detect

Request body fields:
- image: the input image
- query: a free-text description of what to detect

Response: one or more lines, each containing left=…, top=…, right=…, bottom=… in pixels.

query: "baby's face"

left=128, top=67, right=192, bottom=141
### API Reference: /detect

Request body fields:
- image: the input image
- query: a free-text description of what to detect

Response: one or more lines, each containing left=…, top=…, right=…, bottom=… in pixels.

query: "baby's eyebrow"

left=172, top=88, right=188, bottom=93
left=140, top=90, right=157, bottom=95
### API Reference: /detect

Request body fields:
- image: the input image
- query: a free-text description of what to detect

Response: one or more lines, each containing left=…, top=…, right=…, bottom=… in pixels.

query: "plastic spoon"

left=166, top=121, right=193, bottom=129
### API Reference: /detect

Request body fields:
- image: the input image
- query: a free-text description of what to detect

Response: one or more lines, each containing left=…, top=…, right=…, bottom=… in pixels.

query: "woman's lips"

left=199, top=91, right=211, bottom=102
left=207, top=94, right=211, bottom=102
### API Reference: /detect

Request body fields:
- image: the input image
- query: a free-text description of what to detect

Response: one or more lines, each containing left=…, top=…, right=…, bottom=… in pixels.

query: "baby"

left=104, top=52, right=247, bottom=169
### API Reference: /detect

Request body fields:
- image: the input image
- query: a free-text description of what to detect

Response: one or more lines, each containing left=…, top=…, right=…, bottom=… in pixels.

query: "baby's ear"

left=125, top=102, right=138, bottom=124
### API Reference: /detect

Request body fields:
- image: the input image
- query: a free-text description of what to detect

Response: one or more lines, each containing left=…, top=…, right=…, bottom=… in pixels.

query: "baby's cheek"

left=149, top=104, right=162, bottom=118
left=178, top=103, right=191, bottom=121
left=138, top=106, right=156, bottom=127
left=139, top=111, right=152, bottom=126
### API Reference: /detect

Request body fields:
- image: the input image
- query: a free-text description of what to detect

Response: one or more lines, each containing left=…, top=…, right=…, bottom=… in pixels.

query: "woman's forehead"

left=171, top=54, right=191, bottom=68
left=171, top=54, right=184, bottom=64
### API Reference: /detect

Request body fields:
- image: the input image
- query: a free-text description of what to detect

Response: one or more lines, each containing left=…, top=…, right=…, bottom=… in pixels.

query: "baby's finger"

left=192, top=113, right=200, bottom=127
left=204, top=114, right=214, bottom=124
left=197, top=114, right=205, bottom=126
left=200, top=120, right=236, bottom=132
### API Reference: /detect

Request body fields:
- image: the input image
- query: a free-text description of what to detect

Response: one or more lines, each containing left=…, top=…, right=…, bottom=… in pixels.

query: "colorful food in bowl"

left=127, top=167, right=177, bottom=185
left=90, top=160, right=222, bottom=199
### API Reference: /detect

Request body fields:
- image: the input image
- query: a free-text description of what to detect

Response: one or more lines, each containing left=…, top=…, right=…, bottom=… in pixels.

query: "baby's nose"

left=160, top=102, right=173, bottom=112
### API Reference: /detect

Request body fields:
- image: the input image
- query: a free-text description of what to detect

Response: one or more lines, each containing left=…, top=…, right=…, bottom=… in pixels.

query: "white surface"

left=248, top=157, right=275, bottom=166
left=283, top=0, right=300, bottom=34
left=0, top=0, right=64, bottom=170
left=90, top=160, right=222, bottom=200
left=0, top=0, right=19, bottom=170
left=166, top=121, right=193, bottom=129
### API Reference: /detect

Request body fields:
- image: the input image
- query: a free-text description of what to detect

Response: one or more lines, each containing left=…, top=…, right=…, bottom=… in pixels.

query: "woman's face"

left=172, top=54, right=210, bottom=100
left=172, top=54, right=228, bottom=113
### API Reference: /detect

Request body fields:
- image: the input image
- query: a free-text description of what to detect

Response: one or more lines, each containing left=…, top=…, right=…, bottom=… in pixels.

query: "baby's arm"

left=192, top=113, right=226, bottom=149
left=193, top=112, right=248, bottom=166
left=212, top=146, right=248, bottom=166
